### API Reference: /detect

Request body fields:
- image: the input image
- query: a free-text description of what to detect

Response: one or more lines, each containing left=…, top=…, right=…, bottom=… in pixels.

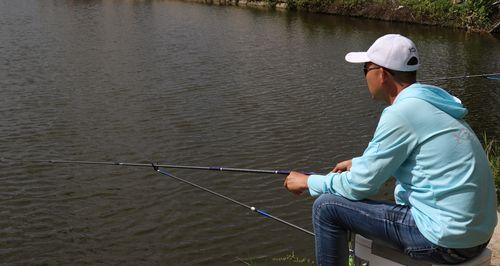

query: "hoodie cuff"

left=307, top=174, right=327, bottom=197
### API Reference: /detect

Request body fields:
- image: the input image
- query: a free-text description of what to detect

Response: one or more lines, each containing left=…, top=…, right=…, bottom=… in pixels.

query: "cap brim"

left=345, top=52, right=370, bottom=63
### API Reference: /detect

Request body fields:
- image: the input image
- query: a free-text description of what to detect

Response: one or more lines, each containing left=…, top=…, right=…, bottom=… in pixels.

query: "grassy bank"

left=484, top=135, right=500, bottom=204
left=284, top=0, right=499, bottom=31
left=196, top=0, right=499, bottom=31
left=189, top=0, right=500, bottom=32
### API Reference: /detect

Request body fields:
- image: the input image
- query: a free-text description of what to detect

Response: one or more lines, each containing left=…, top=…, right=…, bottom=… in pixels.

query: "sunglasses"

left=363, top=63, right=382, bottom=76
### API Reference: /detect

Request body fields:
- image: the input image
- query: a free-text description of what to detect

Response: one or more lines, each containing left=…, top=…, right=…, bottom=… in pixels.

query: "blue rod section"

left=256, top=209, right=271, bottom=218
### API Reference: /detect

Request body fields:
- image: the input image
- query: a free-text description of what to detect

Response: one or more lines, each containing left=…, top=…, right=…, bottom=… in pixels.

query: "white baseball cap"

left=345, top=34, right=420, bottom=72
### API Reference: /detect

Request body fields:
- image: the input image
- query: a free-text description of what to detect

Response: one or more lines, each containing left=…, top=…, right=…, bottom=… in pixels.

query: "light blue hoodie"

left=308, top=83, right=497, bottom=248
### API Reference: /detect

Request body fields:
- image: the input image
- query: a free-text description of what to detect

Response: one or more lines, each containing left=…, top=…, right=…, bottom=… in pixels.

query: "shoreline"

left=181, top=0, right=500, bottom=33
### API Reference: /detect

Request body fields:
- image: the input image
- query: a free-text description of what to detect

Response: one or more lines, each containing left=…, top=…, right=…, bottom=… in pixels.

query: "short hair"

left=384, top=68, right=417, bottom=83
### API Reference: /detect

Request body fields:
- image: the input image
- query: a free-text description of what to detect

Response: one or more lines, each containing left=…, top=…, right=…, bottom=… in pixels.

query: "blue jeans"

left=312, top=194, right=488, bottom=266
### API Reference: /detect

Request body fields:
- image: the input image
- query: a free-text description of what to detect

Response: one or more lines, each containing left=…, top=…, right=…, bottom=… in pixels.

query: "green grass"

left=282, top=0, right=498, bottom=31
left=483, top=134, right=500, bottom=204
left=272, top=251, right=315, bottom=264
left=236, top=252, right=315, bottom=265
left=236, top=251, right=356, bottom=265
left=400, top=0, right=497, bottom=29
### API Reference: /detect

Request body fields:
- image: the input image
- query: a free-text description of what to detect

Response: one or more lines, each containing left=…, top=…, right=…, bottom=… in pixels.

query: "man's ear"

left=378, top=69, right=394, bottom=94
left=380, top=69, right=394, bottom=87
left=381, top=70, right=400, bottom=99
left=380, top=68, right=389, bottom=82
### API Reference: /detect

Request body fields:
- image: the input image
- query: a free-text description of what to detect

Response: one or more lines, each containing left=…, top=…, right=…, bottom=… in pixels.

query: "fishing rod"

left=418, top=72, right=500, bottom=82
left=1, top=156, right=316, bottom=236
left=1, top=158, right=313, bottom=175
left=152, top=164, right=315, bottom=236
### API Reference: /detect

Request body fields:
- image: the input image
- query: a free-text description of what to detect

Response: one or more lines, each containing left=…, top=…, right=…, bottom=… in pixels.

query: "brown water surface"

left=0, top=0, right=499, bottom=264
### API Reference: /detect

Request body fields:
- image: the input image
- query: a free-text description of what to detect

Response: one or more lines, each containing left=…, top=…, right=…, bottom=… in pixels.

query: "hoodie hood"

left=395, top=83, right=468, bottom=119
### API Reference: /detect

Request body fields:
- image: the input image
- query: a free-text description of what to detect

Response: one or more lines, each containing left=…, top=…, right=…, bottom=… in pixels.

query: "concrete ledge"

left=486, top=212, right=500, bottom=266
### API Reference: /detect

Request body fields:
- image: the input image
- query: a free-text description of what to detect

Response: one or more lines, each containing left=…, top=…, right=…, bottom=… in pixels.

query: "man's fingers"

left=284, top=172, right=308, bottom=196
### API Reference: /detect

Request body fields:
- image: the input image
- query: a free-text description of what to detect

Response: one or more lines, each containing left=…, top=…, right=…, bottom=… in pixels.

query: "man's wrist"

left=307, top=174, right=326, bottom=197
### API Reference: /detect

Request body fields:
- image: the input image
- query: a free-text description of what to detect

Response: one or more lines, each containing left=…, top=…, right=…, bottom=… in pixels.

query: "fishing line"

left=1, top=158, right=314, bottom=175
left=152, top=164, right=315, bottom=236
left=418, top=72, right=500, bottom=82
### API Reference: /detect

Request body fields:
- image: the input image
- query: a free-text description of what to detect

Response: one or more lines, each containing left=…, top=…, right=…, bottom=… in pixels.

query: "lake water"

left=0, top=0, right=499, bottom=264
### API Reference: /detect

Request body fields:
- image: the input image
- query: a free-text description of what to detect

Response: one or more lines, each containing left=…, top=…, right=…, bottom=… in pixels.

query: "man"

left=284, top=34, right=497, bottom=265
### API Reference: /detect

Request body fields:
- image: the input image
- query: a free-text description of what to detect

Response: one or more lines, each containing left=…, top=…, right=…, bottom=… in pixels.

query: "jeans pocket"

left=385, top=205, right=411, bottom=224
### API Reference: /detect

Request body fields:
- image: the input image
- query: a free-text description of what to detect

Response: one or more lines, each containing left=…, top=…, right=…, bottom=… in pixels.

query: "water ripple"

left=1, top=0, right=498, bottom=264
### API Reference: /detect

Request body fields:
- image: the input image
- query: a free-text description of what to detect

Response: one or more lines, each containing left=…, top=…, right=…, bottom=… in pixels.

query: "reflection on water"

left=0, top=0, right=498, bottom=264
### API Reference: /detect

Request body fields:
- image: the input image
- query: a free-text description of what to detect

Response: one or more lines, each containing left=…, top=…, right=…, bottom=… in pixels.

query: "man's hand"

left=332, top=159, right=352, bottom=173
left=284, top=171, right=309, bottom=195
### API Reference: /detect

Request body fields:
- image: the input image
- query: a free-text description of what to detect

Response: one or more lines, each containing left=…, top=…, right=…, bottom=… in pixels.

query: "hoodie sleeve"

left=308, top=108, right=418, bottom=200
